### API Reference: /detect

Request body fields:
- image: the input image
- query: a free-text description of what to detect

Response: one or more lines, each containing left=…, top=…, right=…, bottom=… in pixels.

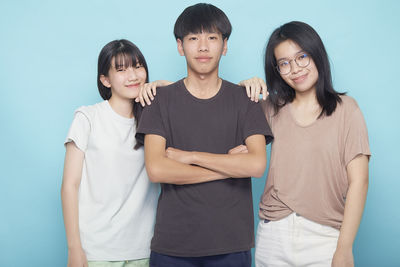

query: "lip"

left=195, top=56, right=212, bottom=62
left=292, top=74, right=307, bottom=83
left=126, top=83, right=140, bottom=88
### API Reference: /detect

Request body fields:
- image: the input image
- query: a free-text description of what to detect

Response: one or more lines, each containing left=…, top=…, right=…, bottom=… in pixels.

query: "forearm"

left=337, top=179, right=368, bottom=250
left=146, top=155, right=228, bottom=185
left=61, top=183, right=83, bottom=250
left=191, top=151, right=266, bottom=178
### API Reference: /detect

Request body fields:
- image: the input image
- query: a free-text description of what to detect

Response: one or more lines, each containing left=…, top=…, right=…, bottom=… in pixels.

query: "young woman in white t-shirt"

left=61, top=39, right=172, bottom=267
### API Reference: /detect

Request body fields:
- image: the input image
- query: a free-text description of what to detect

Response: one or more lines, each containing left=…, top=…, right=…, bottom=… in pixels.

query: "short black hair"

left=174, top=3, right=232, bottom=41
left=97, top=39, right=148, bottom=149
left=264, top=21, right=344, bottom=117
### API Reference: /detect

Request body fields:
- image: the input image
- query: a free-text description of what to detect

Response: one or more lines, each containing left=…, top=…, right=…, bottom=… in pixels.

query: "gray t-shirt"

left=136, top=79, right=273, bottom=257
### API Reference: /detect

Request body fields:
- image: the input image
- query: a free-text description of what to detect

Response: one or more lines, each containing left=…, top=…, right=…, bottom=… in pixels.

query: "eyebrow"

left=276, top=50, right=306, bottom=62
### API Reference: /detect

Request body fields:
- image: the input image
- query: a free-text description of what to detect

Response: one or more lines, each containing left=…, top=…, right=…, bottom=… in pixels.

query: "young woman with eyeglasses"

left=248, top=21, right=371, bottom=267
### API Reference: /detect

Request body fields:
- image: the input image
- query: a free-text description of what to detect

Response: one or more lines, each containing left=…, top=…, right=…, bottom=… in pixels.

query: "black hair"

left=97, top=39, right=148, bottom=149
left=264, top=21, right=344, bottom=117
left=174, top=3, right=232, bottom=41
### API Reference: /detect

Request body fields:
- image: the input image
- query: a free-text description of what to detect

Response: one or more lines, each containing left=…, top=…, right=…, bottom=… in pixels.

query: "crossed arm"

left=144, top=134, right=267, bottom=185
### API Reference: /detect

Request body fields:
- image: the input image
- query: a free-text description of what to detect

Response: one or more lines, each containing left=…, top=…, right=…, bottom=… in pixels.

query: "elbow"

left=249, top=159, right=267, bottom=178
left=146, top=164, right=163, bottom=183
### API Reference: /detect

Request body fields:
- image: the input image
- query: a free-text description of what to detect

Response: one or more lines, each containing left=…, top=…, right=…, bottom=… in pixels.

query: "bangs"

left=174, top=3, right=232, bottom=40
left=184, top=20, right=219, bottom=35
left=112, top=41, right=146, bottom=69
left=114, top=53, right=141, bottom=69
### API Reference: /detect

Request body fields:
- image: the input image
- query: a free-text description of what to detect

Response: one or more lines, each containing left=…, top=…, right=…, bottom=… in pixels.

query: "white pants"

left=255, top=213, right=339, bottom=267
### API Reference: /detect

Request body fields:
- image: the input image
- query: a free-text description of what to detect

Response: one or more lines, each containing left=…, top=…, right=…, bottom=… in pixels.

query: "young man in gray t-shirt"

left=136, top=3, right=273, bottom=266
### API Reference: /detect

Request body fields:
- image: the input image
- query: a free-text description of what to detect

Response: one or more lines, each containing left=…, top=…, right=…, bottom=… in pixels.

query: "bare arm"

left=144, top=134, right=228, bottom=184
left=166, top=134, right=267, bottom=178
left=332, top=154, right=369, bottom=267
left=61, top=142, right=88, bottom=267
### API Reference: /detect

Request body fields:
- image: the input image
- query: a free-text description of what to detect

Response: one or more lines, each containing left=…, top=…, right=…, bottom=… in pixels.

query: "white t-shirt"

left=65, top=100, right=158, bottom=261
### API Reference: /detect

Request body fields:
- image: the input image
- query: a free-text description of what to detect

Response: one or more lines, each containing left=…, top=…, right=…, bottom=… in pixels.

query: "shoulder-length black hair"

left=174, top=3, right=232, bottom=41
left=97, top=39, right=148, bottom=149
left=265, top=21, right=344, bottom=117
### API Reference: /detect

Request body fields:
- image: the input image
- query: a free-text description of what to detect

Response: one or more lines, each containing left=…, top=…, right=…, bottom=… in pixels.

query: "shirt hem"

left=151, top=244, right=254, bottom=257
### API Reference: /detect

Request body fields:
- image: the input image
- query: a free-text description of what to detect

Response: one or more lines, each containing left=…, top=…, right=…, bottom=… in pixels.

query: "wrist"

left=336, top=240, right=353, bottom=251
left=67, top=242, right=83, bottom=251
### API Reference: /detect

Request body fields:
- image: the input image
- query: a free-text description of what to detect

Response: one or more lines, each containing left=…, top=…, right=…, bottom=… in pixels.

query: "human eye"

left=278, top=60, right=289, bottom=68
left=116, top=67, right=126, bottom=72
left=188, top=36, right=198, bottom=41
left=209, top=35, right=218, bottom=40
left=297, top=53, right=308, bottom=61
left=135, top=63, right=144, bottom=69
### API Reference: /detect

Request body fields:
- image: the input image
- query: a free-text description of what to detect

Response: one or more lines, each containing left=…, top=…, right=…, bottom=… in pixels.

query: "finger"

left=250, top=82, right=257, bottom=102
left=143, top=89, right=152, bottom=105
left=262, top=83, right=268, bottom=100
left=151, top=85, right=157, bottom=96
left=237, top=145, right=248, bottom=153
left=139, top=94, right=145, bottom=107
left=255, top=83, right=261, bottom=103
left=145, top=84, right=154, bottom=100
left=229, top=145, right=246, bottom=154
left=257, top=78, right=268, bottom=100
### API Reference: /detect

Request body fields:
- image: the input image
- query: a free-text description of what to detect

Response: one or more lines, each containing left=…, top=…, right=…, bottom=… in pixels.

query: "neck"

left=108, top=96, right=134, bottom=118
left=184, top=69, right=221, bottom=99
left=293, top=87, right=319, bottom=108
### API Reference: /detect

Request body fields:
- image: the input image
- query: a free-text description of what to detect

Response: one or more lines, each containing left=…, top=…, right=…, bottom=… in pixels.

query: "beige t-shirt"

left=259, top=95, right=370, bottom=229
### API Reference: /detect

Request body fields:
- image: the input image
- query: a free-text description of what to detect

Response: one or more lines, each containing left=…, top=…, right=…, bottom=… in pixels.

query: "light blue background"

left=1, top=0, right=399, bottom=266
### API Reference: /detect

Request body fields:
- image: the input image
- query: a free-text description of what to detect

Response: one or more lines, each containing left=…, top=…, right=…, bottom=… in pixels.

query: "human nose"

left=289, top=59, right=301, bottom=74
left=198, top=37, right=209, bottom=52
left=127, top=67, right=138, bottom=81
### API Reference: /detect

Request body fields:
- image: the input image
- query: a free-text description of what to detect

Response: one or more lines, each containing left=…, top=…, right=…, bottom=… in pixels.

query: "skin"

left=136, top=32, right=268, bottom=106
left=61, top=59, right=169, bottom=267
left=243, top=39, right=368, bottom=266
left=145, top=31, right=267, bottom=184
left=274, top=40, right=369, bottom=267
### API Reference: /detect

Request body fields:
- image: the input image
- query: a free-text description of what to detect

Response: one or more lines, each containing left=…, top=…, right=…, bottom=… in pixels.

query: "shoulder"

left=74, top=101, right=107, bottom=121
left=156, top=80, right=183, bottom=96
left=336, top=95, right=361, bottom=116
left=223, top=79, right=243, bottom=91
left=222, top=79, right=253, bottom=104
left=223, top=79, right=247, bottom=96
left=339, top=95, right=359, bottom=109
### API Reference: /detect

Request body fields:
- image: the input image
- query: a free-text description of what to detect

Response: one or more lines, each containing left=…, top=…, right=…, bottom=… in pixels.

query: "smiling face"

left=274, top=40, right=319, bottom=95
left=177, top=31, right=227, bottom=77
left=100, top=56, right=147, bottom=101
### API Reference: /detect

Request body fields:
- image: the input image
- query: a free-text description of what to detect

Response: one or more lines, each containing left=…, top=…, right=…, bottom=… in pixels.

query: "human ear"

left=100, top=75, right=111, bottom=88
left=177, top=39, right=185, bottom=56
left=222, top=38, right=228, bottom=56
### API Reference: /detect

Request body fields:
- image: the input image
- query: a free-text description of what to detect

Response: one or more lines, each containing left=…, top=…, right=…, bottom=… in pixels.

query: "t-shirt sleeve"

left=243, top=101, right=274, bottom=145
left=135, top=97, right=167, bottom=145
left=64, top=110, right=91, bottom=152
left=344, top=107, right=371, bottom=166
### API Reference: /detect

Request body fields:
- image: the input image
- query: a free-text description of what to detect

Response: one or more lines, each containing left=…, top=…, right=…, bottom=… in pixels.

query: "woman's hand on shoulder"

left=238, top=77, right=268, bottom=102
left=135, top=80, right=173, bottom=107
left=67, top=247, right=88, bottom=267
